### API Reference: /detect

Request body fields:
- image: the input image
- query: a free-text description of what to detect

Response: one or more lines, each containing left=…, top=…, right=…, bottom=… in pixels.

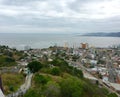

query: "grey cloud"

left=0, top=0, right=120, bottom=33
left=68, top=0, right=102, bottom=11
left=2, top=0, right=46, bottom=6
left=0, top=14, right=76, bottom=28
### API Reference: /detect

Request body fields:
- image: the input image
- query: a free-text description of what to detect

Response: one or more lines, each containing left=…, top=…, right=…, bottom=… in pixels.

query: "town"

left=0, top=43, right=120, bottom=97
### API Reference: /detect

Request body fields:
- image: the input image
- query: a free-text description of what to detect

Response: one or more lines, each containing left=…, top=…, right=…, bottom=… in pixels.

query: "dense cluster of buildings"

left=72, top=43, right=120, bottom=93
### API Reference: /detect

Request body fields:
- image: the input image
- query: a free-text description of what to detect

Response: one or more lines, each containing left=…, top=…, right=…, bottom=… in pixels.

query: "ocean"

left=0, top=33, right=120, bottom=50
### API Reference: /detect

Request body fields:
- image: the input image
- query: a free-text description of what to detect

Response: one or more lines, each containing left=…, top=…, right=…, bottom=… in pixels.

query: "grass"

left=24, top=58, right=116, bottom=97
left=1, top=73, right=25, bottom=95
left=24, top=72, right=109, bottom=97
left=0, top=55, right=16, bottom=67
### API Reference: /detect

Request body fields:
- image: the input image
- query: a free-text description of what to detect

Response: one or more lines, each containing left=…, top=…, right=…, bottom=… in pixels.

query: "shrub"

left=43, top=81, right=61, bottom=97
left=27, top=61, right=42, bottom=73
left=60, top=77, right=83, bottom=97
left=9, top=85, right=14, bottom=91
left=51, top=67, right=61, bottom=76
left=34, top=74, right=49, bottom=85
left=24, top=89, right=38, bottom=97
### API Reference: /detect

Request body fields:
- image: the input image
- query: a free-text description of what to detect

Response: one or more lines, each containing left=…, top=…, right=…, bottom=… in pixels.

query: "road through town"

left=67, top=60, right=120, bottom=97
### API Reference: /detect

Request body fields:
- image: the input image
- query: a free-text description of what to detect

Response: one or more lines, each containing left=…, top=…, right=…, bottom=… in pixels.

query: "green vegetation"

left=34, top=74, right=50, bottom=85
left=24, top=73, right=110, bottom=97
left=50, top=67, right=61, bottom=76
left=27, top=61, right=42, bottom=73
left=60, top=77, right=83, bottom=97
left=2, top=73, right=25, bottom=94
left=0, top=55, right=16, bottom=67
left=0, top=45, right=118, bottom=97
left=24, top=58, right=116, bottom=97
left=107, top=93, right=118, bottom=97
left=0, top=45, right=25, bottom=67
left=43, top=81, right=61, bottom=97
left=51, top=58, right=83, bottom=78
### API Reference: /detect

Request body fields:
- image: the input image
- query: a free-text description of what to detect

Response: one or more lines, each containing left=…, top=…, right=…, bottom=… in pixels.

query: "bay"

left=0, top=33, right=120, bottom=50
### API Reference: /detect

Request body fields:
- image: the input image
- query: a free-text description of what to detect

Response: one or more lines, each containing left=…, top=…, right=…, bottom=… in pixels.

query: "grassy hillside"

left=24, top=73, right=110, bottom=97
left=24, top=58, right=118, bottom=97
left=2, top=73, right=25, bottom=95
left=0, top=55, right=16, bottom=67
left=0, top=45, right=25, bottom=67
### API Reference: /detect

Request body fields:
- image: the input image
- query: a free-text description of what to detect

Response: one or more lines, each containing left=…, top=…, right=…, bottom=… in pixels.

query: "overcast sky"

left=0, top=0, right=120, bottom=33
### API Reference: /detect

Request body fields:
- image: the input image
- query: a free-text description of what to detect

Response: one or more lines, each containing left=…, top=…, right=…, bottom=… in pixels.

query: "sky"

left=0, top=0, right=120, bottom=33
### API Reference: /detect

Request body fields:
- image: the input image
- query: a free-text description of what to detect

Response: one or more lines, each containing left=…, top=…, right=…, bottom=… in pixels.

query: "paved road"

left=20, top=73, right=33, bottom=90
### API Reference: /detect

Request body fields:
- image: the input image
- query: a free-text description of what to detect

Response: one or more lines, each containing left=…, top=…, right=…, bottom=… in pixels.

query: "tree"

left=51, top=67, right=61, bottom=76
left=27, top=61, right=42, bottom=73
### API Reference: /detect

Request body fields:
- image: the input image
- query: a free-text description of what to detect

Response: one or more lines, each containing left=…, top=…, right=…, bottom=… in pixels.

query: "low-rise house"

left=102, top=76, right=108, bottom=82
left=81, top=58, right=87, bottom=64
left=90, top=67, right=98, bottom=74
left=90, top=60, right=97, bottom=65
left=18, top=62, right=28, bottom=66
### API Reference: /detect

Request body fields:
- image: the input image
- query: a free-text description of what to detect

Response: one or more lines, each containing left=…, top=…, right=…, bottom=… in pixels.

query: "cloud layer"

left=0, top=0, right=120, bottom=33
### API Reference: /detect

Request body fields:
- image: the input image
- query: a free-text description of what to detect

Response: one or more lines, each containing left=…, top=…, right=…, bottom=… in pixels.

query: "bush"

left=73, top=68, right=83, bottom=78
left=51, top=58, right=83, bottom=78
left=60, top=77, right=83, bottom=97
left=27, top=61, right=42, bottom=73
left=34, top=74, right=49, bottom=85
left=43, top=81, right=61, bottom=97
left=9, top=85, right=14, bottom=91
left=51, top=67, right=61, bottom=76
left=24, top=89, right=38, bottom=97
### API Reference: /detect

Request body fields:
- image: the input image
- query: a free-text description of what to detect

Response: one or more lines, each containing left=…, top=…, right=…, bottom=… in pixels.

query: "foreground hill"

left=24, top=58, right=117, bottom=97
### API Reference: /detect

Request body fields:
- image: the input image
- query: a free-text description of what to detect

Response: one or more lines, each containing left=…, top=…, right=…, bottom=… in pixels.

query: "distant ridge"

left=82, top=32, right=120, bottom=37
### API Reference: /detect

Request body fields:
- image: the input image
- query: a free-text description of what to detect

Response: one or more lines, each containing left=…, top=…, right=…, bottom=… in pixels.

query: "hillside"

left=0, top=45, right=25, bottom=67
left=24, top=58, right=117, bottom=97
